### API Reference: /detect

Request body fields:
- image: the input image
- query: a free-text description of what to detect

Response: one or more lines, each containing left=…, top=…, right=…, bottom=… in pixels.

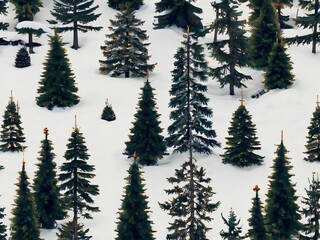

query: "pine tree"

left=15, top=47, right=30, bottom=67
left=207, top=0, right=252, bottom=96
left=286, top=0, right=320, bottom=53
left=10, top=0, right=42, bottom=21
left=10, top=160, right=41, bottom=240
left=265, top=132, right=303, bottom=239
left=101, top=98, right=116, bottom=122
left=273, top=0, right=293, bottom=29
left=264, top=38, right=295, bottom=90
left=221, top=93, right=263, bottom=167
left=59, top=120, right=100, bottom=239
left=248, top=0, right=263, bottom=27
left=115, top=158, right=155, bottom=240
left=167, top=29, right=220, bottom=154
left=99, top=9, right=155, bottom=78
left=249, top=0, right=280, bottom=69
left=0, top=93, right=26, bottom=152
left=154, top=0, right=203, bottom=35
left=57, top=220, right=92, bottom=240
left=300, top=173, right=320, bottom=240
left=33, top=128, right=65, bottom=229
left=247, top=185, right=268, bottom=240
left=36, top=32, right=79, bottom=110
left=0, top=0, right=8, bottom=30
left=125, top=79, right=166, bottom=166
left=108, top=0, right=143, bottom=10
left=220, top=209, right=245, bottom=239
left=304, top=99, right=320, bottom=162
left=49, top=0, right=102, bottom=50
left=0, top=205, right=7, bottom=240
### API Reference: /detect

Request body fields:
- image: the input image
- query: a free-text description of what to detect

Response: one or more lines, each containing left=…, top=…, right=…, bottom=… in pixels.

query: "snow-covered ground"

left=0, top=0, right=319, bottom=239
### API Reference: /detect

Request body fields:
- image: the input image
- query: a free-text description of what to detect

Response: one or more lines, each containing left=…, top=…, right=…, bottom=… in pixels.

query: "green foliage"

left=15, top=47, right=30, bottom=68
left=0, top=206, right=7, bottom=240
left=249, top=0, right=280, bottom=69
left=0, top=97, right=26, bottom=152
left=154, top=0, right=203, bottom=35
left=115, top=162, right=155, bottom=240
left=36, top=33, right=79, bottom=110
left=247, top=187, right=268, bottom=240
left=0, top=0, right=8, bottom=30
left=160, top=160, right=220, bottom=239
left=248, top=0, right=263, bottom=26
left=108, top=0, right=143, bottom=10
left=220, top=210, right=245, bottom=239
left=125, top=80, right=166, bottom=166
left=10, top=163, right=41, bottom=240
left=300, top=174, right=320, bottom=240
left=33, top=131, right=65, bottom=229
left=304, top=103, right=320, bottom=162
left=101, top=103, right=116, bottom=122
left=207, top=0, right=251, bottom=95
left=221, top=104, right=263, bottom=167
left=99, top=9, right=155, bottom=78
left=265, top=139, right=303, bottom=239
left=56, top=220, right=92, bottom=240
left=167, top=34, right=220, bottom=154
left=10, top=0, right=42, bottom=21
left=264, top=38, right=294, bottom=89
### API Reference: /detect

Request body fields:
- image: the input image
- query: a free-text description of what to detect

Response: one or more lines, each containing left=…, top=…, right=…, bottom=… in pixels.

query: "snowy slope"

left=0, top=0, right=319, bottom=239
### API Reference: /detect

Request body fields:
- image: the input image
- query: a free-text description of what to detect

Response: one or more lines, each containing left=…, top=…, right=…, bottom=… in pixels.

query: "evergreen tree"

left=10, top=0, right=42, bottom=21
left=304, top=99, right=320, bottom=162
left=300, top=173, right=320, bottom=240
left=0, top=93, right=26, bottom=152
left=10, top=161, right=41, bottom=240
left=207, top=0, right=252, bottom=96
left=36, top=32, right=79, bottom=110
left=154, top=0, right=203, bottom=35
left=221, top=96, right=264, bottom=167
left=59, top=121, right=100, bottom=239
left=56, top=220, right=92, bottom=240
left=286, top=0, right=320, bottom=53
left=108, top=0, right=143, bottom=10
left=0, top=0, right=8, bottom=30
left=206, top=1, right=223, bottom=42
left=101, top=98, right=116, bottom=122
left=248, top=0, right=263, bottom=27
left=247, top=185, right=268, bottom=240
left=115, top=158, right=155, bottom=240
left=220, top=209, right=245, bottom=239
left=33, top=128, right=65, bottom=229
left=264, top=38, right=295, bottom=90
left=273, top=0, right=293, bottom=29
left=99, top=9, right=155, bottom=78
left=49, top=0, right=102, bottom=50
left=249, top=0, right=280, bottom=69
left=265, top=133, right=303, bottom=239
left=125, top=79, right=166, bottom=166
left=0, top=205, right=7, bottom=240
left=167, top=30, right=220, bottom=154
left=15, top=47, right=31, bottom=68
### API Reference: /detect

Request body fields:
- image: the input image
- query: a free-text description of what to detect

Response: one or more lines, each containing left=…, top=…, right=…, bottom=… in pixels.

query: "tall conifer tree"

left=265, top=132, right=303, bottom=239
left=36, top=32, right=79, bottom=110
left=59, top=119, right=100, bottom=239
left=207, top=0, right=251, bottom=96
left=0, top=0, right=8, bottom=30
left=125, top=77, right=166, bottom=166
left=108, top=0, right=143, bottom=10
left=33, top=128, right=65, bottom=229
left=220, top=209, right=245, bottom=239
left=99, top=8, right=155, bottom=78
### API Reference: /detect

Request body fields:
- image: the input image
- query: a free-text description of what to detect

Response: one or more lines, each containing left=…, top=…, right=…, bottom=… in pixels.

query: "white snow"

left=16, top=21, right=51, bottom=33
left=0, top=0, right=318, bottom=239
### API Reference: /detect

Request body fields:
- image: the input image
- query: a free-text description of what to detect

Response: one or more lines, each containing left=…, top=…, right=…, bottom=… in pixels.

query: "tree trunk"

left=28, top=33, right=34, bottom=54
left=73, top=167, right=78, bottom=240
left=312, top=0, right=318, bottom=54
left=72, top=21, right=79, bottom=49
left=213, top=7, right=219, bottom=42
left=229, top=27, right=235, bottom=96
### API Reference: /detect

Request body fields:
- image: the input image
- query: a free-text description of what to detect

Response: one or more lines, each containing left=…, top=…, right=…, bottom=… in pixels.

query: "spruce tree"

left=59, top=120, right=100, bottom=239
left=108, top=0, right=143, bottom=10
left=247, top=185, right=268, bottom=240
left=115, top=157, right=155, bottom=240
left=248, top=0, right=263, bottom=27
left=49, top=0, right=101, bottom=49
left=101, top=98, right=116, bottom=122
left=273, top=0, right=293, bottom=29
left=125, top=79, right=166, bottom=166
left=36, top=32, right=79, bottom=110
left=207, top=0, right=252, bottom=96
left=167, top=29, right=220, bottom=154
left=99, top=8, right=155, bottom=78
left=0, top=205, right=6, bottom=240
left=264, top=38, right=295, bottom=90
left=300, top=173, right=320, bottom=240
left=10, top=0, right=42, bottom=21
left=286, top=0, right=320, bottom=53
left=0, top=93, right=26, bottom=152
left=10, top=161, right=41, bottom=240
left=33, top=128, right=65, bottom=229
left=249, top=0, right=280, bottom=69
left=304, top=99, right=320, bottom=162
left=0, top=0, right=8, bottom=30
left=57, top=220, right=92, bottom=240
left=220, top=209, right=245, bottom=239
left=154, top=0, right=203, bottom=35
left=15, top=47, right=30, bottom=68
left=265, top=133, right=303, bottom=239
left=221, top=94, right=263, bottom=167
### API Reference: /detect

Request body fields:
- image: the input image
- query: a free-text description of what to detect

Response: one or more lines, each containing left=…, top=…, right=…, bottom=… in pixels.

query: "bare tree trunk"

left=312, top=0, right=318, bottom=54
left=213, top=7, right=219, bottom=42
left=73, top=21, right=79, bottom=50
left=28, top=33, right=34, bottom=54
